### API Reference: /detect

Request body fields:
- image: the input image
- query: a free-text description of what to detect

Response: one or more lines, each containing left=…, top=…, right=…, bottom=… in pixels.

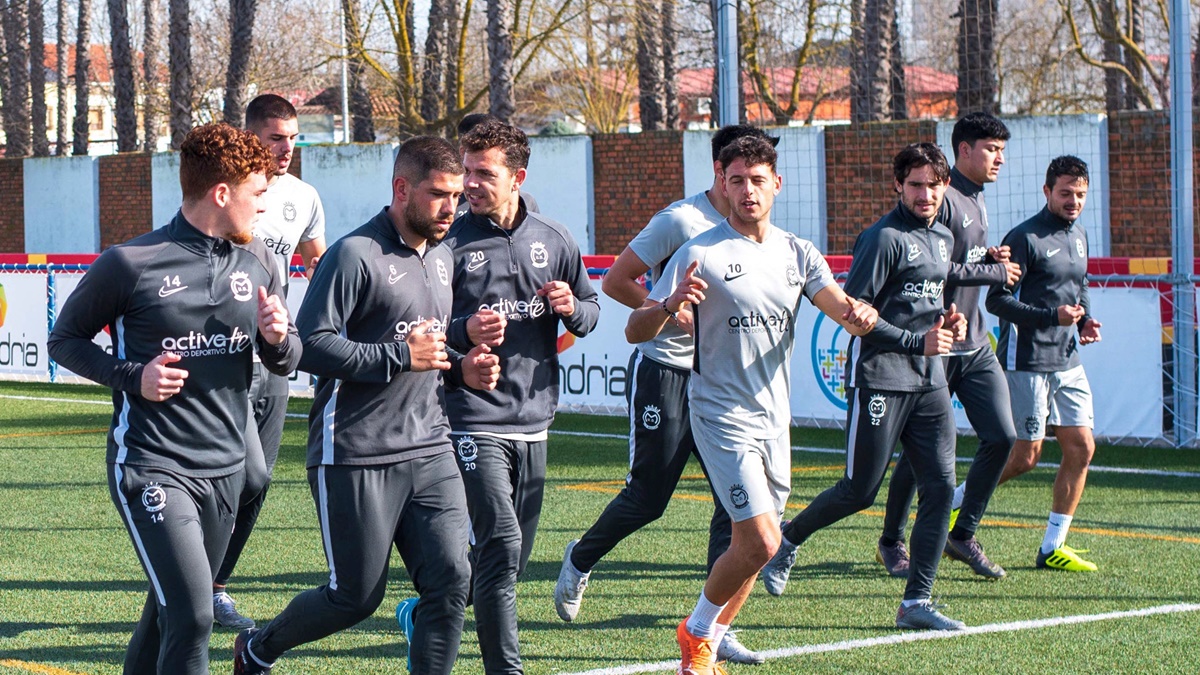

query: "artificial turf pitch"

left=1, top=381, right=1198, bottom=674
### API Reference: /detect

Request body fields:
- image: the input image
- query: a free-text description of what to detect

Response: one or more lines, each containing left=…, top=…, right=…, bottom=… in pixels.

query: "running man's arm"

left=47, top=249, right=143, bottom=393
left=812, top=286, right=877, bottom=337
left=297, top=193, right=327, bottom=277
left=296, top=246, right=411, bottom=382
left=553, top=244, right=601, bottom=338
left=985, top=231, right=1059, bottom=329
left=844, top=230, right=926, bottom=354
left=947, top=260, right=1014, bottom=287
left=602, top=247, right=652, bottom=310
left=253, top=258, right=302, bottom=376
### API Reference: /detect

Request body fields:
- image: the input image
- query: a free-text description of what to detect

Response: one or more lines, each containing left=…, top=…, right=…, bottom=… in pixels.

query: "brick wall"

left=98, top=153, right=154, bottom=249
left=823, top=120, right=938, bottom=254
left=0, top=159, right=24, bottom=252
left=1107, top=110, right=1200, bottom=258
left=592, top=131, right=684, bottom=255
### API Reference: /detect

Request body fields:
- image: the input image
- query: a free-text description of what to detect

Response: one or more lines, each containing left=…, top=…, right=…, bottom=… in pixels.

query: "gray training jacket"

left=444, top=204, right=600, bottom=433
left=845, top=202, right=955, bottom=393
left=47, top=212, right=301, bottom=477
left=986, top=206, right=1092, bottom=372
left=297, top=208, right=458, bottom=468
left=939, top=167, right=1011, bottom=352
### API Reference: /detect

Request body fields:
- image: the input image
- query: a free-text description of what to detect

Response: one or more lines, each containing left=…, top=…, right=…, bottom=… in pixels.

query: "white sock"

left=712, top=622, right=730, bottom=648
left=1041, top=512, right=1073, bottom=554
left=685, top=592, right=726, bottom=639
left=900, top=597, right=927, bottom=608
left=951, top=483, right=966, bottom=511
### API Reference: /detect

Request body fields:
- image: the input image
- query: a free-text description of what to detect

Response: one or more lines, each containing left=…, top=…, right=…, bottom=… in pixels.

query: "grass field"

left=1, top=380, right=1199, bottom=674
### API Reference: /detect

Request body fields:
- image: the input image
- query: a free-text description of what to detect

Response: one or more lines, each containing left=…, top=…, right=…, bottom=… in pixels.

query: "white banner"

left=0, top=273, right=51, bottom=376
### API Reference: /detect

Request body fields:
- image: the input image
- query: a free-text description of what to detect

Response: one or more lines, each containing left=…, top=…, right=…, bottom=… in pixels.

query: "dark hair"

left=460, top=119, right=531, bottom=172
left=1045, top=155, right=1089, bottom=189
left=893, top=143, right=951, bottom=184
left=950, top=112, right=1010, bottom=159
left=710, top=124, right=779, bottom=162
left=457, top=113, right=498, bottom=136
left=245, top=94, right=297, bottom=128
left=394, top=136, right=465, bottom=183
left=717, top=135, right=777, bottom=172
left=180, top=123, right=274, bottom=201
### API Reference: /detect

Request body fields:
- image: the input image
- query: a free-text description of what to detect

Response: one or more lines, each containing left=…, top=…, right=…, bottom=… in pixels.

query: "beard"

left=223, top=229, right=255, bottom=245
left=406, top=200, right=450, bottom=244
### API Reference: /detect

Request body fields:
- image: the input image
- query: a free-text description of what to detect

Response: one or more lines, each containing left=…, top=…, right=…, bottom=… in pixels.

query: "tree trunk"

left=55, top=0, right=68, bottom=154
left=342, top=0, right=374, bottom=142
left=108, top=0, right=138, bottom=151
left=1099, top=0, right=1123, bottom=113
left=72, top=0, right=90, bottom=154
left=708, top=0, right=719, bottom=127
left=143, top=0, right=161, bottom=151
left=30, top=0, right=49, bottom=156
left=889, top=6, right=907, bottom=120
left=222, top=0, right=257, bottom=128
left=662, top=0, right=678, bottom=129
left=447, top=0, right=462, bottom=118
left=421, top=0, right=450, bottom=130
left=955, top=0, right=997, bottom=114
left=168, top=0, right=191, bottom=150
left=4, top=0, right=32, bottom=157
left=1193, top=23, right=1200, bottom=109
left=853, top=0, right=892, bottom=122
left=636, top=0, right=664, bottom=131
left=1122, top=0, right=1143, bottom=110
left=486, top=0, right=515, bottom=121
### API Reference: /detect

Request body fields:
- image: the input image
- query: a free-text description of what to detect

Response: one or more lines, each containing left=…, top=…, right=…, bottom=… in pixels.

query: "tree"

left=1058, top=0, right=1169, bottom=109
left=742, top=0, right=843, bottom=126
left=30, top=0, right=49, bottom=156
left=852, top=0, right=899, bottom=122
left=954, top=0, right=997, bottom=113
left=1193, top=22, right=1199, bottom=109
left=108, top=0, right=139, bottom=151
left=143, top=0, right=162, bottom=151
left=3, top=0, right=32, bottom=156
left=222, top=0, right=258, bottom=128
left=342, top=0, right=374, bottom=141
left=168, top=0, right=192, bottom=149
left=635, top=0, right=665, bottom=130
left=55, top=0, right=68, bottom=154
left=487, top=0, right=516, bottom=120
left=72, top=0, right=91, bottom=154
left=420, top=0, right=451, bottom=130
left=661, top=0, right=678, bottom=128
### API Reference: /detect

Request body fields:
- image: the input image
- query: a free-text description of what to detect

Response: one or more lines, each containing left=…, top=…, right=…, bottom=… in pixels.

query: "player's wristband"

left=660, top=299, right=678, bottom=322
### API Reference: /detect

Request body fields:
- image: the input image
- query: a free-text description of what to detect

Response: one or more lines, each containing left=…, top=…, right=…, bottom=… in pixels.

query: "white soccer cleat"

left=554, top=539, right=590, bottom=622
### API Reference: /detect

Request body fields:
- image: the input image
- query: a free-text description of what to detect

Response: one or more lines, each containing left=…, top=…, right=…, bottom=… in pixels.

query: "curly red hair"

left=179, top=123, right=274, bottom=201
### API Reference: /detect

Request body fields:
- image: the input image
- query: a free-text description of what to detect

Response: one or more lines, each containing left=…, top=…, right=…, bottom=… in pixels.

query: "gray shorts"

left=1007, top=365, right=1094, bottom=441
left=690, top=415, right=790, bottom=523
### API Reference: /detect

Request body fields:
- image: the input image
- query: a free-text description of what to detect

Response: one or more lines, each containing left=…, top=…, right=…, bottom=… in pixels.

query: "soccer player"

left=231, top=136, right=500, bottom=675
left=212, top=93, right=328, bottom=630
left=453, top=113, right=538, bottom=218
left=442, top=119, right=599, bottom=674
left=876, top=113, right=1022, bottom=580
left=47, top=122, right=300, bottom=674
left=626, top=134, right=878, bottom=674
left=760, top=143, right=969, bottom=631
left=554, top=124, right=775, bottom=665
left=985, top=155, right=1102, bottom=572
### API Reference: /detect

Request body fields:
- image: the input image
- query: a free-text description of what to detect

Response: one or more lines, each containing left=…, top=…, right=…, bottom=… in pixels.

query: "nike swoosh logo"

left=158, top=286, right=188, bottom=297
left=962, top=216, right=973, bottom=228
left=1047, top=248, right=1061, bottom=257
left=724, top=272, right=747, bottom=282
left=907, top=251, right=920, bottom=261
left=388, top=272, right=407, bottom=284
left=466, top=260, right=489, bottom=272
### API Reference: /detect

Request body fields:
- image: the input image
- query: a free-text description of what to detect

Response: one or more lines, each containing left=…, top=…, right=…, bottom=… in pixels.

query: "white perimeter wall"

left=936, top=114, right=1110, bottom=255
left=24, top=156, right=99, bottom=253
left=151, top=152, right=183, bottom=228
left=524, top=135, right=593, bottom=253
left=300, top=143, right=399, bottom=243
left=683, top=127, right=828, bottom=251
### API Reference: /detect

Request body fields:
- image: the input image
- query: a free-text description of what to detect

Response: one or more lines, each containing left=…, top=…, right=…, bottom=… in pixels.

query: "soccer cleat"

left=875, top=539, right=911, bottom=578
left=1036, top=545, right=1098, bottom=572
left=716, top=630, right=766, bottom=665
left=895, top=600, right=966, bottom=631
left=554, top=539, right=590, bottom=622
left=761, top=538, right=798, bottom=596
left=944, top=536, right=1006, bottom=579
left=396, top=597, right=417, bottom=671
left=947, top=507, right=960, bottom=532
left=232, top=628, right=271, bottom=674
left=676, top=618, right=727, bottom=675
left=213, top=591, right=255, bottom=630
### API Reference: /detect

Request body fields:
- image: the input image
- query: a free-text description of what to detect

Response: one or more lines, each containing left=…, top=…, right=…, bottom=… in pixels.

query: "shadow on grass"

left=0, top=579, right=146, bottom=593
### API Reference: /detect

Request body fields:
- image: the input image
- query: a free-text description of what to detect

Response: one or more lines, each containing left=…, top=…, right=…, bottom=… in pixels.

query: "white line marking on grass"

left=8, top=396, right=1200, bottom=479
left=559, top=603, right=1200, bottom=675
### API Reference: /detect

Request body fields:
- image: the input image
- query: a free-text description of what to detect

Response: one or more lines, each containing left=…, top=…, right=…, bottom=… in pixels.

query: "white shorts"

left=1007, top=365, right=1094, bottom=441
left=690, top=414, right=790, bottom=522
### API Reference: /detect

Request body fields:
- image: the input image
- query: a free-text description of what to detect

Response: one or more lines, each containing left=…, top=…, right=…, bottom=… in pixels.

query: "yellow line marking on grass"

left=560, top=603, right=1200, bottom=674
left=0, top=660, right=89, bottom=675
left=0, top=427, right=108, bottom=439
left=560, top=465, right=1200, bottom=546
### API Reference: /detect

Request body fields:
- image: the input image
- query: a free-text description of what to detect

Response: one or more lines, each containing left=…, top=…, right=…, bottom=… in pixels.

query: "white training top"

left=627, top=191, right=724, bottom=369
left=253, top=173, right=325, bottom=291
left=650, top=221, right=836, bottom=436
